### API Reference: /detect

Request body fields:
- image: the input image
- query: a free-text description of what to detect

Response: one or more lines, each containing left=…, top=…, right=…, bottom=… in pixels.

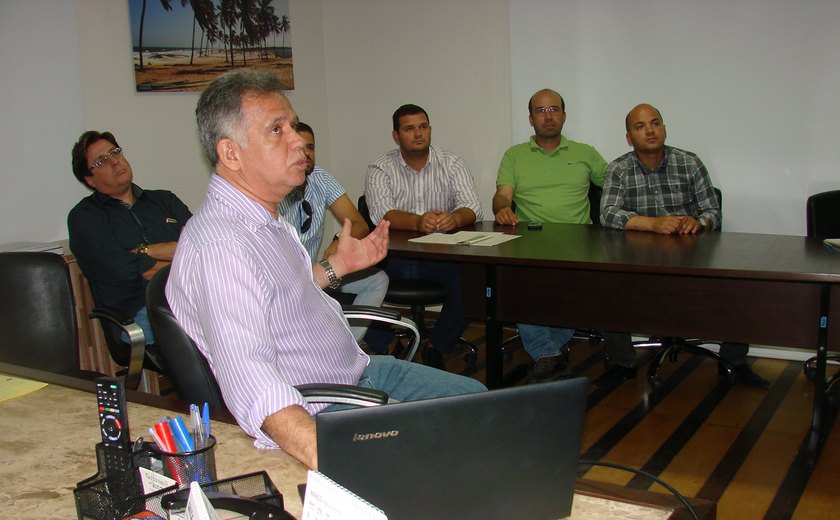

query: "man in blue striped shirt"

left=365, top=104, right=483, bottom=368
left=279, top=122, right=391, bottom=352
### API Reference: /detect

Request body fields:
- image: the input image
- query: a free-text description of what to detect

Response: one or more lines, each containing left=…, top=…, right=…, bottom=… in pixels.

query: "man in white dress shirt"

left=365, top=104, right=483, bottom=369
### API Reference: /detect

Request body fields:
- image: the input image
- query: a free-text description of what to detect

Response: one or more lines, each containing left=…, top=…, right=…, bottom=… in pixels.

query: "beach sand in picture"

left=133, top=49, right=294, bottom=92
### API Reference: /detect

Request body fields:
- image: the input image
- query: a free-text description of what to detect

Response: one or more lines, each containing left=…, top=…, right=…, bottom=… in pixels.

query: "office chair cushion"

left=384, top=279, right=448, bottom=306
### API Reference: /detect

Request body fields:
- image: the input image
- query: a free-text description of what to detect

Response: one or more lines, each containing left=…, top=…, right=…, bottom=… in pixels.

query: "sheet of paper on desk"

left=0, top=374, right=47, bottom=403
left=408, top=231, right=520, bottom=247
left=824, top=238, right=840, bottom=250
left=302, top=470, right=387, bottom=520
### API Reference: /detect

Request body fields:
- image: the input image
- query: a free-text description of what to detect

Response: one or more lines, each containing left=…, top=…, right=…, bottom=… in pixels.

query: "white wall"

left=510, top=0, right=840, bottom=235
left=318, top=0, right=512, bottom=240
left=4, top=0, right=836, bottom=245
left=0, top=0, right=332, bottom=245
left=0, top=1, right=85, bottom=244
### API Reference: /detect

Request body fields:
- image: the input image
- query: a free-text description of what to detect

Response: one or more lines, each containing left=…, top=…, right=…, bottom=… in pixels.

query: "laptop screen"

left=316, top=377, right=588, bottom=520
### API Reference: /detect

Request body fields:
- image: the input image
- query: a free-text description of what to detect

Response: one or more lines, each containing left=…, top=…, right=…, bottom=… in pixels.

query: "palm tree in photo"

left=255, top=0, right=277, bottom=60
left=136, top=0, right=174, bottom=71
left=218, top=0, right=239, bottom=66
left=187, top=0, right=216, bottom=64
left=279, top=14, right=290, bottom=56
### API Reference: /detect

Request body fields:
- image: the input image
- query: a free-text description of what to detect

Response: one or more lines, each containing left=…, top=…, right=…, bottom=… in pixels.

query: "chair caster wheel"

left=648, top=376, right=665, bottom=390
left=803, top=361, right=816, bottom=381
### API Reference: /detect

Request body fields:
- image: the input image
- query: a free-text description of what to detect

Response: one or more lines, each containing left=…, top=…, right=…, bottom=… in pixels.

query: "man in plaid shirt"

left=596, top=103, right=768, bottom=389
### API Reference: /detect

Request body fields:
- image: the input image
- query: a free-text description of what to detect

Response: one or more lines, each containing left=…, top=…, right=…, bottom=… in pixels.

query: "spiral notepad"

left=302, top=470, right=387, bottom=520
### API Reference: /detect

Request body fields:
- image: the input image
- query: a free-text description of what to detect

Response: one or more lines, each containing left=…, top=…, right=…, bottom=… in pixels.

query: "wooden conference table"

left=387, top=221, right=840, bottom=465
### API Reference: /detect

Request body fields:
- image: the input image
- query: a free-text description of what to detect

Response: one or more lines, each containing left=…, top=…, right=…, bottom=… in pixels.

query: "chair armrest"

left=341, top=305, right=421, bottom=361
left=89, top=307, right=145, bottom=391
left=296, top=383, right=388, bottom=407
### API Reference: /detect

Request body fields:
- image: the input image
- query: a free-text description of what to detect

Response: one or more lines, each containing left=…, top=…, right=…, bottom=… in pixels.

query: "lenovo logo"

left=352, top=430, right=400, bottom=442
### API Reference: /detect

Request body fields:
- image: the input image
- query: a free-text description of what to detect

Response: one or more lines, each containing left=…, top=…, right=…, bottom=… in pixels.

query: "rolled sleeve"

left=364, top=163, right=392, bottom=224
left=600, top=162, right=634, bottom=229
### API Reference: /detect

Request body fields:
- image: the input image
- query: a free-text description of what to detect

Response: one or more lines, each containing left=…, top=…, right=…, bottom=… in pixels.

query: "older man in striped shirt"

left=168, top=71, right=485, bottom=470
left=365, top=104, right=483, bottom=369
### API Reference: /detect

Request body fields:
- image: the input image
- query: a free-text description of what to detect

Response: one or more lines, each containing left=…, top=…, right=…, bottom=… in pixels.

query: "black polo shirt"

left=68, top=184, right=191, bottom=317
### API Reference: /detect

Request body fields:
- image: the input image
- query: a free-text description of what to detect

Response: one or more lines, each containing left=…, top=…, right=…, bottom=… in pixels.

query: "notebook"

left=316, top=377, right=588, bottom=520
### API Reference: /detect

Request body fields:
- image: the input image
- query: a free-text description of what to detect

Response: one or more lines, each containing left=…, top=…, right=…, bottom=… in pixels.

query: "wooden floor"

left=438, top=324, right=840, bottom=520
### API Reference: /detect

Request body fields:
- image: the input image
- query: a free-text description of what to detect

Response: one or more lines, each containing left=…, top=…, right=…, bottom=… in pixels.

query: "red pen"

left=153, top=421, right=183, bottom=484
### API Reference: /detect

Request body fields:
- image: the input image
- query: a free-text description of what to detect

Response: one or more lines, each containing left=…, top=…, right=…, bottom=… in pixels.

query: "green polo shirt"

left=496, top=136, right=607, bottom=224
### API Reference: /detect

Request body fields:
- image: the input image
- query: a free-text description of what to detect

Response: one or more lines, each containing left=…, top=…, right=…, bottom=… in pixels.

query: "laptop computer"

left=316, top=377, right=588, bottom=520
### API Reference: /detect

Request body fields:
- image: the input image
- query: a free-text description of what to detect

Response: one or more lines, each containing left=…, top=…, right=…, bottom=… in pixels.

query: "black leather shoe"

left=594, top=364, right=637, bottom=389
left=733, top=364, right=769, bottom=388
left=528, top=352, right=571, bottom=384
left=422, top=345, right=445, bottom=370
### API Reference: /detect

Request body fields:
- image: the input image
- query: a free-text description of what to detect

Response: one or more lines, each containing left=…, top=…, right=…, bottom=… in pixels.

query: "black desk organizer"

left=74, top=442, right=289, bottom=519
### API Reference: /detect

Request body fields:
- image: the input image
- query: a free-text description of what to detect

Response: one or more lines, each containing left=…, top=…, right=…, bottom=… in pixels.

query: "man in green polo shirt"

left=493, top=88, right=607, bottom=383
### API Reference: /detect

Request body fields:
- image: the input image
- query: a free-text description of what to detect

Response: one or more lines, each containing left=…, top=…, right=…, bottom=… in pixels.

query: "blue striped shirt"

left=365, top=145, right=483, bottom=224
left=167, top=174, right=368, bottom=449
left=278, top=167, right=344, bottom=259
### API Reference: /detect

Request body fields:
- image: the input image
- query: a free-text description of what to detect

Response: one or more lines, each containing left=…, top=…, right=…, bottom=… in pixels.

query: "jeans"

left=339, top=267, right=389, bottom=342
left=603, top=332, right=750, bottom=367
left=119, top=306, right=155, bottom=345
left=382, top=258, right=469, bottom=353
left=323, top=355, right=486, bottom=412
left=517, top=324, right=574, bottom=361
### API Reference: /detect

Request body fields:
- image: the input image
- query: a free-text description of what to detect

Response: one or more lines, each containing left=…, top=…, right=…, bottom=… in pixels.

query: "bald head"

left=528, top=89, right=565, bottom=114
left=625, top=103, right=663, bottom=132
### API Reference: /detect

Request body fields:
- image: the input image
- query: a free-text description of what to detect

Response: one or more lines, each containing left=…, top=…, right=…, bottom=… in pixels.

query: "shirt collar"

left=207, top=173, right=291, bottom=233
left=91, top=183, right=144, bottom=206
left=528, top=135, right=568, bottom=156
left=631, top=145, right=671, bottom=173
left=396, top=145, right=436, bottom=172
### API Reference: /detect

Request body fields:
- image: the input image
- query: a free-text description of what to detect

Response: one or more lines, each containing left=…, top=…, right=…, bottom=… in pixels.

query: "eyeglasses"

left=533, top=106, right=562, bottom=115
left=89, top=147, right=123, bottom=170
left=300, top=199, right=313, bottom=233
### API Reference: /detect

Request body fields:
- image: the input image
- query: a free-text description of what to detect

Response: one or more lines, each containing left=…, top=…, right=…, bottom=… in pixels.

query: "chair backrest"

left=806, top=190, right=840, bottom=238
left=588, top=183, right=603, bottom=226
left=0, top=252, right=83, bottom=375
left=358, top=195, right=376, bottom=229
left=146, top=265, right=226, bottom=409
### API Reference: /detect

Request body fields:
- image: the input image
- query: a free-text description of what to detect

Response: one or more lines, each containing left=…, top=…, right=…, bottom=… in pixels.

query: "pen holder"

left=157, top=435, right=217, bottom=488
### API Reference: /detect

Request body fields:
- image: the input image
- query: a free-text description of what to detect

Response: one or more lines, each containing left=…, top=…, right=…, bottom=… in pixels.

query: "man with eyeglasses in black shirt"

left=68, top=130, right=191, bottom=346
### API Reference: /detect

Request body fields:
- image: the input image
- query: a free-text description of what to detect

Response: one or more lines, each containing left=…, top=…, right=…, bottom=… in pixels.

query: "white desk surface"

left=0, top=383, right=677, bottom=519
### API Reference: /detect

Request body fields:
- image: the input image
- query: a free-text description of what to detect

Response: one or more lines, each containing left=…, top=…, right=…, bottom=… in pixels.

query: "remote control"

left=96, top=376, right=130, bottom=450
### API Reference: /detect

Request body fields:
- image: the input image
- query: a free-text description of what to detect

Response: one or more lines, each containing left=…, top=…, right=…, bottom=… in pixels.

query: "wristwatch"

left=319, top=258, right=342, bottom=289
left=137, top=244, right=150, bottom=255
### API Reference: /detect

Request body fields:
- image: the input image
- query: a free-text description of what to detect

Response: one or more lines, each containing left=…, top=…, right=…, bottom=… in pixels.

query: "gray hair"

left=196, top=69, right=285, bottom=165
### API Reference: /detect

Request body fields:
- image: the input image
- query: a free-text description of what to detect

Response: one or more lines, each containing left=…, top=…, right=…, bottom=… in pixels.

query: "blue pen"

left=202, top=402, right=211, bottom=439
left=169, top=416, right=195, bottom=452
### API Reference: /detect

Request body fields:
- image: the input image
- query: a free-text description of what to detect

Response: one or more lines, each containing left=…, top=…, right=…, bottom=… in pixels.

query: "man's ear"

left=216, top=138, right=241, bottom=171
left=392, top=130, right=400, bottom=146
left=84, top=175, right=96, bottom=189
left=626, top=133, right=632, bottom=147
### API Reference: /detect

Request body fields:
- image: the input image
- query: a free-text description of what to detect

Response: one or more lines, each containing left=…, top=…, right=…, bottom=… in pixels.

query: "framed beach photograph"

left=128, top=0, right=293, bottom=92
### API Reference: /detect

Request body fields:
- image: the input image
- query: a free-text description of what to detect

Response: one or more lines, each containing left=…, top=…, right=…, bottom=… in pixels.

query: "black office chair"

left=358, top=195, right=480, bottom=365
left=0, top=252, right=103, bottom=380
left=146, top=265, right=420, bottom=409
left=802, top=189, right=840, bottom=390
left=633, top=187, right=735, bottom=389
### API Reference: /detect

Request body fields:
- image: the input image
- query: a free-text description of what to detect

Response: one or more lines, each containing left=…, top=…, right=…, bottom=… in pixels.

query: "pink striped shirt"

left=167, top=174, right=368, bottom=449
